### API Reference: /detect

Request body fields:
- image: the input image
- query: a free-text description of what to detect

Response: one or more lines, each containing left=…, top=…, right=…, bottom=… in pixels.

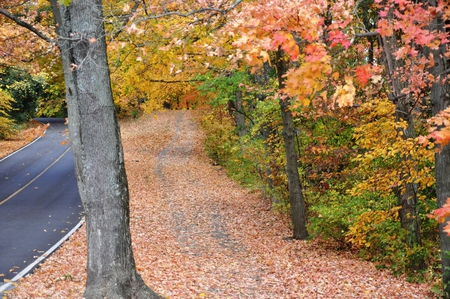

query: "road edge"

left=0, top=218, right=85, bottom=295
left=0, top=136, right=43, bottom=163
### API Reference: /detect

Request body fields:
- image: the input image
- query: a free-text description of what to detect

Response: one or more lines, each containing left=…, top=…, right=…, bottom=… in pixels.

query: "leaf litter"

left=5, top=110, right=433, bottom=298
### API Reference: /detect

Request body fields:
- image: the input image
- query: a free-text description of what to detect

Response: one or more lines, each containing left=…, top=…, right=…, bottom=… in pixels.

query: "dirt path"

left=7, top=110, right=433, bottom=298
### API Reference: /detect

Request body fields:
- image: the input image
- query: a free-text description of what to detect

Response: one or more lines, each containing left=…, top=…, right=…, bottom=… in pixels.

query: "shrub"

left=307, top=189, right=386, bottom=246
left=0, top=89, right=17, bottom=139
left=200, top=110, right=239, bottom=165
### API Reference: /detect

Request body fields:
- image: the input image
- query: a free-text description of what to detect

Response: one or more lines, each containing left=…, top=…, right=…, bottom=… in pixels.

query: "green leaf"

left=58, top=0, right=72, bottom=6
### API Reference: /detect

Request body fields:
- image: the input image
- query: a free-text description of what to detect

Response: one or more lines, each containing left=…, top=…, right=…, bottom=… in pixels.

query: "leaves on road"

left=0, top=121, right=48, bottom=160
left=5, top=111, right=432, bottom=298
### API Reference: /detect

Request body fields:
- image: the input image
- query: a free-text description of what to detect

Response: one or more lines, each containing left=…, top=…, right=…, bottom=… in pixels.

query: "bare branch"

left=0, top=8, right=55, bottom=43
left=111, top=0, right=141, bottom=39
left=355, top=32, right=380, bottom=38
left=136, top=0, right=242, bottom=23
left=148, top=78, right=204, bottom=84
left=439, top=68, right=450, bottom=77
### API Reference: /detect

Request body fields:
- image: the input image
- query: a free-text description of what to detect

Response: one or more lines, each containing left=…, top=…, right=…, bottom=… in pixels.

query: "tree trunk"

left=233, top=90, right=247, bottom=137
left=430, top=47, right=450, bottom=297
left=275, top=50, right=308, bottom=240
left=394, top=99, right=423, bottom=252
left=49, top=1, right=162, bottom=298
left=425, top=0, right=450, bottom=295
left=380, top=8, right=423, bottom=257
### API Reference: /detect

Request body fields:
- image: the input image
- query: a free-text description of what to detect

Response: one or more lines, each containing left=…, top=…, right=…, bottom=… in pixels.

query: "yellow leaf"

left=332, top=72, right=340, bottom=80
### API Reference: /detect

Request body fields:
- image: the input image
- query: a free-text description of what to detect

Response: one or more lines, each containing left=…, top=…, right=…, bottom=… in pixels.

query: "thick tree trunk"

left=275, top=50, right=308, bottom=240
left=49, top=1, right=162, bottom=298
left=425, top=1, right=450, bottom=294
left=430, top=49, right=450, bottom=297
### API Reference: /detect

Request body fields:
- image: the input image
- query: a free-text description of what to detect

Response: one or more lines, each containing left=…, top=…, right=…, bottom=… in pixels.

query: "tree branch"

left=439, top=68, right=450, bottom=77
left=111, top=0, right=141, bottom=39
left=148, top=78, right=204, bottom=84
left=355, top=32, right=380, bottom=38
left=136, top=0, right=242, bottom=23
left=0, top=8, right=55, bottom=43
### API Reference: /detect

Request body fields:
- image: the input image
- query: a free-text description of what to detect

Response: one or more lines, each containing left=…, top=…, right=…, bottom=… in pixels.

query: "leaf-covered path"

left=7, top=110, right=432, bottom=298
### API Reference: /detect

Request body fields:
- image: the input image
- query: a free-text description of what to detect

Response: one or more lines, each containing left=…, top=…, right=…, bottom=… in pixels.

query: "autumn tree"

left=366, top=0, right=450, bottom=289
left=1, top=0, right=245, bottom=297
left=203, top=0, right=446, bottom=278
left=417, top=0, right=450, bottom=294
left=104, top=0, right=241, bottom=116
left=1, top=0, right=163, bottom=297
left=220, top=0, right=361, bottom=239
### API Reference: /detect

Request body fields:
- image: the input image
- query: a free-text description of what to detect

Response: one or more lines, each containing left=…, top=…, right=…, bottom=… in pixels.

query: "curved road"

left=0, top=119, right=83, bottom=284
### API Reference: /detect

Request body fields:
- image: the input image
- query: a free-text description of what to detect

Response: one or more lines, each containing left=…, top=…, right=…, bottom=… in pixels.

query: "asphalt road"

left=0, top=118, right=83, bottom=281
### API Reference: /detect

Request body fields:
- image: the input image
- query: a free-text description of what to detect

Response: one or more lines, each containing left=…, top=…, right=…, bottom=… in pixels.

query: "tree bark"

left=49, top=1, right=162, bottom=298
left=429, top=50, right=450, bottom=297
left=231, top=90, right=247, bottom=137
left=425, top=0, right=450, bottom=295
left=380, top=7, right=423, bottom=257
left=275, top=50, right=308, bottom=240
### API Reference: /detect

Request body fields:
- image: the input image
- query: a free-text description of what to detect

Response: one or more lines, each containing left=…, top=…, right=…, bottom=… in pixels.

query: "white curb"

left=0, top=218, right=85, bottom=294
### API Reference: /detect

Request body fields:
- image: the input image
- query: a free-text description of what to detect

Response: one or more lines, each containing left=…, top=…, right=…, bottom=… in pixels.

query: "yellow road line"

left=0, top=147, right=71, bottom=206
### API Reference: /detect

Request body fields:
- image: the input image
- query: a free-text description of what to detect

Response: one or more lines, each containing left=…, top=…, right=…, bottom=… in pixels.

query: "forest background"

left=1, top=0, right=450, bottom=297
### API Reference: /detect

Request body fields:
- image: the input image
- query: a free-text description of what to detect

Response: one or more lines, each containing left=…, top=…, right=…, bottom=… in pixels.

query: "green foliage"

left=35, top=65, right=67, bottom=118
left=225, top=141, right=263, bottom=189
left=58, top=0, right=72, bottom=6
left=196, top=71, right=251, bottom=107
left=200, top=110, right=239, bottom=165
left=347, top=207, right=438, bottom=278
left=0, top=68, right=56, bottom=122
left=199, top=108, right=265, bottom=190
left=308, top=185, right=439, bottom=279
left=308, top=189, right=390, bottom=245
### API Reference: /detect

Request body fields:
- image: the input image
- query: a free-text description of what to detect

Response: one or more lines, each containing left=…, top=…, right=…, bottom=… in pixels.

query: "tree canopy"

left=1, top=0, right=450, bottom=297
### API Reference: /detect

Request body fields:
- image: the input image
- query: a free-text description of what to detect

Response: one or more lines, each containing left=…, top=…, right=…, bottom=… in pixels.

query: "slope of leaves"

left=5, top=110, right=433, bottom=298
left=0, top=120, right=48, bottom=159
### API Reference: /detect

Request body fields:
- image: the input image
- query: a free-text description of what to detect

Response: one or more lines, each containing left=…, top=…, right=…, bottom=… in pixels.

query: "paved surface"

left=0, top=119, right=83, bottom=281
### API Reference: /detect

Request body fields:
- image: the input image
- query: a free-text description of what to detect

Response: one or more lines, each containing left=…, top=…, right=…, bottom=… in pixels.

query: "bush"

left=200, top=110, right=239, bottom=165
left=307, top=189, right=385, bottom=246
left=199, top=109, right=265, bottom=190
left=346, top=208, right=436, bottom=276
left=308, top=186, right=439, bottom=278
left=0, top=89, right=17, bottom=139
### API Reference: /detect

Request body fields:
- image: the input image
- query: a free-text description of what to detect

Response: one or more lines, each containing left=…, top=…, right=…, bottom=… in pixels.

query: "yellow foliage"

left=351, top=98, right=435, bottom=197
left=346, top=207, right=401, bottom=248
left=0, top=89, right=17, bottom=139
left=108, top=13, right=228, bottom=115
left=332, top=76, right=355, bottom=107
left=285, top=57, right=332, bottom=108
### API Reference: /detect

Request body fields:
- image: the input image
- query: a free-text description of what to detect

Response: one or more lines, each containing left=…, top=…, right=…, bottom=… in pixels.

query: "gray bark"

left=275, top=50, right=308, bottom=240
left=430, top=48, right=450, bottom=297
left=49, top=0, right=162, bottom=298
left=425, top=0, right=450, bottom=295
